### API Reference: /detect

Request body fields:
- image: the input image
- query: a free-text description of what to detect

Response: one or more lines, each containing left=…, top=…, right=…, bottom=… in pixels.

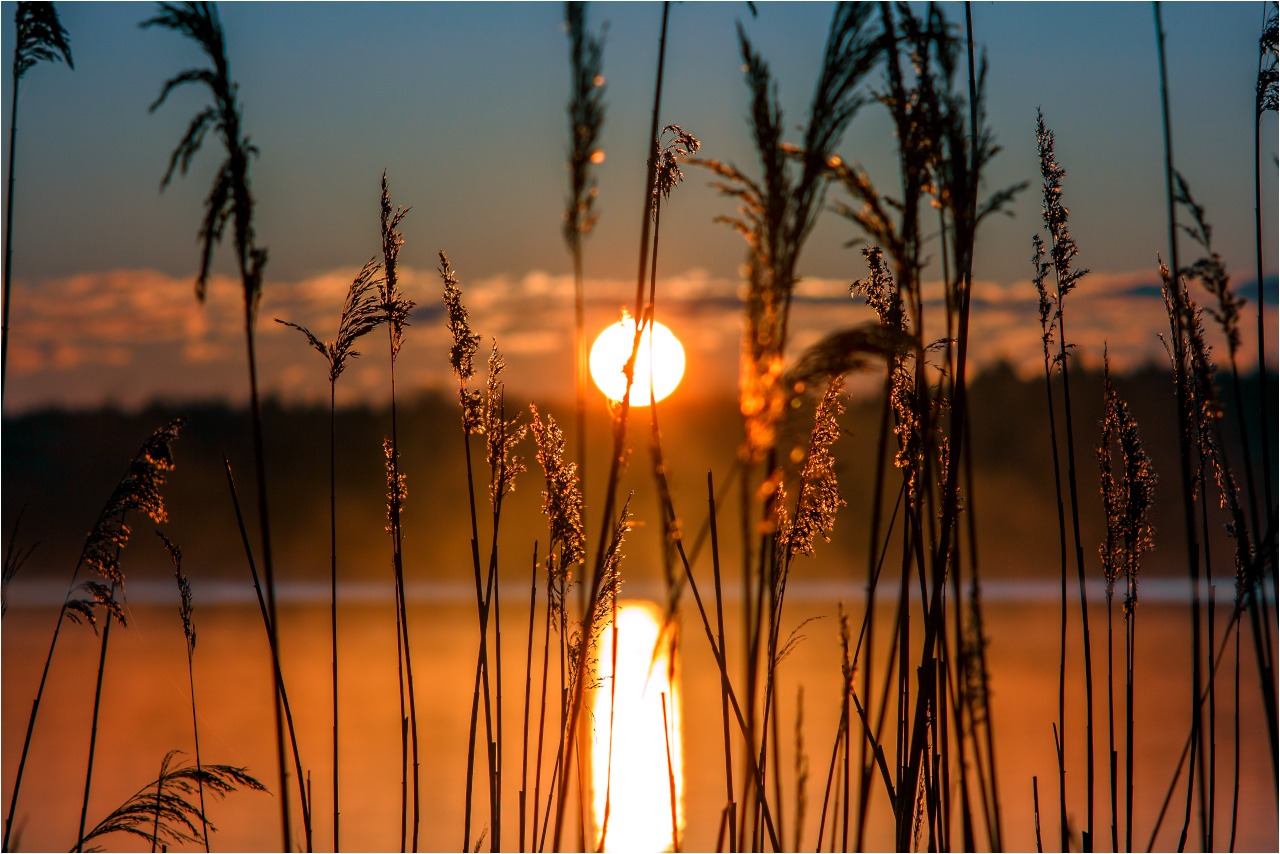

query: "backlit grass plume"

left=702, top=1, right=878, bottom=459
left=78, top=750, right=265, bottom=852
left=380, top=173, right=413, bottom=362
left=3, top=1, right=73, bottom=394
left=277, top=258, right=384, bottom=384
left=530, top=404, right=586, bottom=568
left=5, top=418, right=184, bottom=852
left=483, top=344, right=527, bottom=507
left=441, top=250, right=483, bottom=433
left=783, top=376, right=846, bottom=560
left=654, top=124, right=699, bottom=206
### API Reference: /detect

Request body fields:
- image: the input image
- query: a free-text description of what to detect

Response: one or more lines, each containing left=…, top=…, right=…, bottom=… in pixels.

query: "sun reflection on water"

left=590, top=601, right=684, bottom=853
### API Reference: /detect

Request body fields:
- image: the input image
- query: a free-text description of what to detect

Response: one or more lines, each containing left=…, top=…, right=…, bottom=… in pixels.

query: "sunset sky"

left=2, top=1, right=1275, bottom=413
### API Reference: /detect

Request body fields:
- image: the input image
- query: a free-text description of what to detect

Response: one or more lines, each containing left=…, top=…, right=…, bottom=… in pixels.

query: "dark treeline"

left=2, top=361, right=1271, bottom=592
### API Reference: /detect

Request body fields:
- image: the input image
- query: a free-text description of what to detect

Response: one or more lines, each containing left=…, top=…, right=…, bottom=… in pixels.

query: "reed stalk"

left=157, top=532, right=209, bottom=853
left=2, top=1, right=71, bottom=398
left=563, top=0, right=606, bottom=525
left=1253, top=2, right=1278, bottom=539
left=441, top=251, right=501, bottom=851
left=1154, top=8, right=1210, bottom=846
left=222, top=457, right=312, bottom=852
left=377, top=174, right=420, bottom=852
left=143, top=6, right=290, bottom=844
left=1035, top=108, right=1095, bottom=851
left=74, top=579, right=119, bottom=852
left=276, top=258, right=383, bottom=852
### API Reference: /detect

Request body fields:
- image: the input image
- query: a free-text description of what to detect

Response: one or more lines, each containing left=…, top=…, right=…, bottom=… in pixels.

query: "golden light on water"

left=588, top=314, right=686, bottom=406
left=590, top=601, right=684, bottom=853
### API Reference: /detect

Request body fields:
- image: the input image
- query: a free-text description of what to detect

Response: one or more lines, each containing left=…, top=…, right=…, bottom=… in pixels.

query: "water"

left=3, top=580, right=1275, bottom=852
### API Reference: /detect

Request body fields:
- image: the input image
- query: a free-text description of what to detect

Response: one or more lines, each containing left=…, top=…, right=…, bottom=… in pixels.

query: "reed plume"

left=79, top=750, right=264, bottom=852
left=2, top=1, right=72, bottom=396
left=701, top=2, right=877, bottom=459
left=1099, top=352, right=1156, bottom=852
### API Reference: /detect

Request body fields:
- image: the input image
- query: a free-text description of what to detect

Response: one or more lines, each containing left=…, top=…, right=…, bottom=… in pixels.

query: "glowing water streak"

left=590, top=601, right=684, bottom=852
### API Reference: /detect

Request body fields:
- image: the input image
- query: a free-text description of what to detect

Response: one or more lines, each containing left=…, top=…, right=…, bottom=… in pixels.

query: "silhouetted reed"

left=1253, top=3, right=1277, bottom=537
left=377, top=173, right=421, bottom=853
left=1098, top=353, right=1156, bottom=851
left=277, top=257, right=384, bottom=852
left=156, top=531, right=212, bottom=853
left=563, top=1, right=606, bottom=502
left=222, top=456, right=312, bottom=851
left=78, top=750, right=264, bottom=852
left=2, top=1, right=72, bottom=396
left=4, top=417, right=182, bottom=853
left=142, top=4, right=294, bottom=845
left=1033, top=108, right=1096, bottom=851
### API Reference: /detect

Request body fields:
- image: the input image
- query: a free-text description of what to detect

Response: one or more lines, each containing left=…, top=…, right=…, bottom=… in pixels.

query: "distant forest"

left=3, top=362, right=1270, bottom=594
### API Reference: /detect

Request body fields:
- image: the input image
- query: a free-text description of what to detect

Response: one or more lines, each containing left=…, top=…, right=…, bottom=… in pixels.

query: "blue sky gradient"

left=2, top=1, right=1276, bottom=411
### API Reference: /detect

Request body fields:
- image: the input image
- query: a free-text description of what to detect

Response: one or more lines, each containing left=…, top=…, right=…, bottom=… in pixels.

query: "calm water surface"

left=3, top=579, right=1275, bottom=852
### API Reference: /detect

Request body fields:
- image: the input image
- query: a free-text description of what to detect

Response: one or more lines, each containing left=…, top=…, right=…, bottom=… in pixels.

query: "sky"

left=1, top=0, right=1276, bottom=413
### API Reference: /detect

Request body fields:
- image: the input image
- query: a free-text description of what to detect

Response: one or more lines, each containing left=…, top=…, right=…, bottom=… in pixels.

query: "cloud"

left=3, top=264, right=1274, bottom=413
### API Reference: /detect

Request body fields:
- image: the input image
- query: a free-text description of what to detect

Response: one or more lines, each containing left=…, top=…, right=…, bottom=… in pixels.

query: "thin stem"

left=75, top=580, right=117, bottom=852
left=1154, top=9, right=1207, bottom=849
left=243, top=297, right=293, bottom=852
left=186, top=643, right=210, bottom=853
left=708, top=472, right=737, bottom=853
left=329, top=382, right=340, bottom=853
left=2, top=73, right=20, bottom=397
left=224, top=457, right=312, bottom=852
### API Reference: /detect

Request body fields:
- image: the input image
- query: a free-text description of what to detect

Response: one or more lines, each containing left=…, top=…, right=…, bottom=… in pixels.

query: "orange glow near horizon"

left=588, top=314, right=686, bottom=406
left=590, top=601, right=684, bottom=853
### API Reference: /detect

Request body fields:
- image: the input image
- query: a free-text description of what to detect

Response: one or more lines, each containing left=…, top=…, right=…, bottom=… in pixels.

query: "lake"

left=3, top=577, right=1276, bottom=852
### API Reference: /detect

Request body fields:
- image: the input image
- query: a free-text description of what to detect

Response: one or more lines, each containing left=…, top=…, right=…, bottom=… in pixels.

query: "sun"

left=588, top=314, right=686, bottom=406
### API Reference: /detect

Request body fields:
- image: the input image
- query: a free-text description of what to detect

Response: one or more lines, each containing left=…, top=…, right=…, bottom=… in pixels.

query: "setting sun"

left=588, top=314, right=686, bottom=405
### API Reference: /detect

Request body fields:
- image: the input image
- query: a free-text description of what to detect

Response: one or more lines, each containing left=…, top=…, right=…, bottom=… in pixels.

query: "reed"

left=1253, top=2, right=1278, bottom=537
left=563, top=1, right=606, bottom=510
left=2, top=1, right=71, bottom=397
left=277, top=258, right=384, bottom=852
left=1034, top=108, right=1096, bottom=851
left=222, top=456, right=312, bottom=851
left=142, top=5, right=293, bottom=845
left=377, top=173, right=421, bottom=852
left=78, top=751, right=264, bottom=851
left=157, top=532, right=211, bottom=853
left=6, top=5, right=1280, bottom=853
left=4, top=418, right=182, bottom=853
left=1098, top=353, right=1156, bottom=852
left=1, top=506, right=34, bottom=618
